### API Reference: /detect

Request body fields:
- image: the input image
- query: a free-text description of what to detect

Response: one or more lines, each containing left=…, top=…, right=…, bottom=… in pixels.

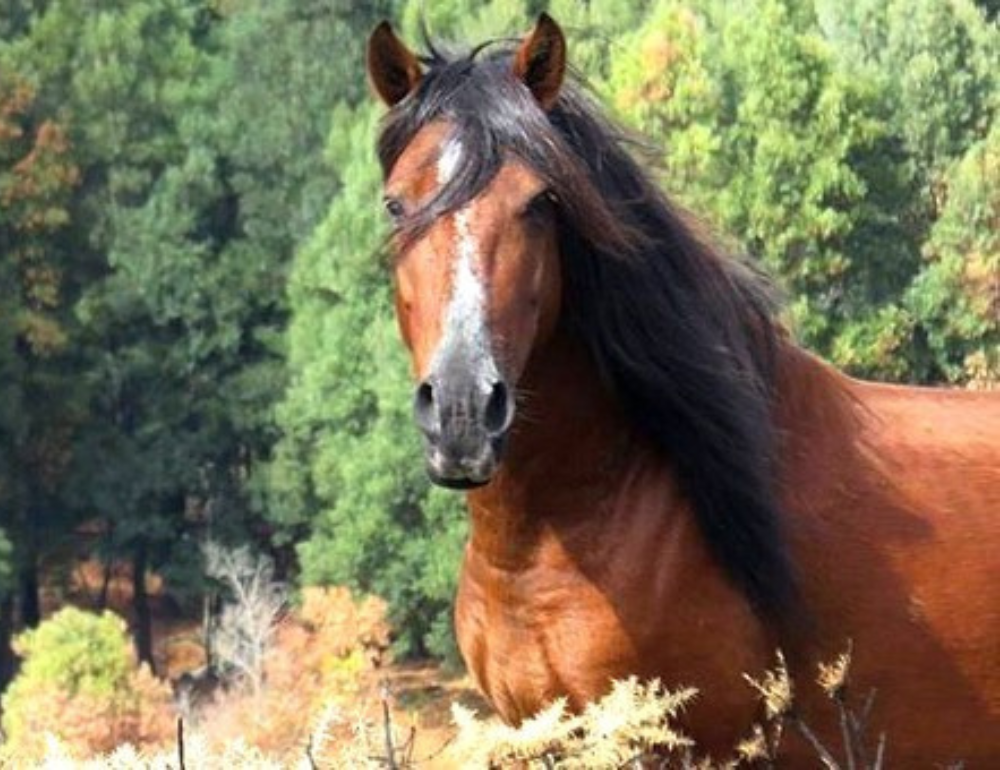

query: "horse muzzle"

left=413, top=373, right=514, bottom=489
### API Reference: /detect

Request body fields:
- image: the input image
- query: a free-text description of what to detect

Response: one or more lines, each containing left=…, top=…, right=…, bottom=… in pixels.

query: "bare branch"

left=176, top=717, right=186, bottom=770
left=791, top=715, right=842, bottom=770
left=381, top=679, right=399, bottom=769
left=202, top=542, right=287, bottom=695
left=305, top=733, right=319, bottom=770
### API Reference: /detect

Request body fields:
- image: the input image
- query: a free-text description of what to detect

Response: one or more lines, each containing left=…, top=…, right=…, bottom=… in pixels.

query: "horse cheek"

left=393, top=290, right=415, bottom=354
left=392, top=266, right=417, bottom=352
left=533, top=234, right=562, bottom=351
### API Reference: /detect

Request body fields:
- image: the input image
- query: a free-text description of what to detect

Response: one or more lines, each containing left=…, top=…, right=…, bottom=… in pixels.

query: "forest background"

left=0, top=0, right=997, bottom=717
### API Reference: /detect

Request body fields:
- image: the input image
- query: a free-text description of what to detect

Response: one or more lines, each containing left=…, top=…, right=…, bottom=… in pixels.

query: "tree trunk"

left=132, top=542, right=155, bottom=673
left=98, top=525, right=115, bottom=610
left=0, top=594, right=16, bottom=690
left=18, top=561, right=40, bottom=629
left=98, top=555, right=113, bottom=610
left=202, top=589, right=215, bottom=671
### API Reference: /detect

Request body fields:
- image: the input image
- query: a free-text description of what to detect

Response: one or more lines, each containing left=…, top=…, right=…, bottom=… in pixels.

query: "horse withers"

left=366, top=14, right=1000, bottom=764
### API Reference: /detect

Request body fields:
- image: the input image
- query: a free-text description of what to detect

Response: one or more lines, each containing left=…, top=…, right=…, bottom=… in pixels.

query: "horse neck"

left=465, top=328, right=866, bottom=568
left=466, top=326, right=638, bottom=564
left=771, top=343, right=865, bottom=466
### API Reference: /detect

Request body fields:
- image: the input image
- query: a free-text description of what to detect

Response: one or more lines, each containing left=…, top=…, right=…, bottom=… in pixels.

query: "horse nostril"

left=484, top=381, right=514, bottom=435
left=414, top=381, right=438, bottom=435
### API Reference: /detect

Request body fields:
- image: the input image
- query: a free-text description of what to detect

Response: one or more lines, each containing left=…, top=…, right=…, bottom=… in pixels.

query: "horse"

left=366, top=13, right=1000, bottom=764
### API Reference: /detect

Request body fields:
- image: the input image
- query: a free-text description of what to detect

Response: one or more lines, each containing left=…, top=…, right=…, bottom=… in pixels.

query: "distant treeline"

left=0, top=0, right=996, bottom=676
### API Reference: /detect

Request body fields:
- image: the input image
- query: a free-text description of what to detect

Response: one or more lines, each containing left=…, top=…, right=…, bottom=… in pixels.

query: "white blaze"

left=438, top=138, right=462, bottom=185
left=433, top=139, right=498, bottom=385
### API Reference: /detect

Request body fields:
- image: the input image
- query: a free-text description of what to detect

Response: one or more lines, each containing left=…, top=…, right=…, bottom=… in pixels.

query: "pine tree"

left=0, top=68, right=81, bottom=681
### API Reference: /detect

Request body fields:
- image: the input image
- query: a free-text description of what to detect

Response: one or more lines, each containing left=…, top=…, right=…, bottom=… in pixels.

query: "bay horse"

left=366, top=14, right=1000, bottom=764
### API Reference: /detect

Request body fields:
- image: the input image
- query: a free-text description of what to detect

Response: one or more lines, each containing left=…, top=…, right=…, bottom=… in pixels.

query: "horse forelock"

left=376, top=40, right=799, bottom=622
left=377, top=49, right=634, bottom=252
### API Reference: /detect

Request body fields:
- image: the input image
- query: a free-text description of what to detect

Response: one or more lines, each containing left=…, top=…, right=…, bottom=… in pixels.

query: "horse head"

left=367, top=15, right=569, bottom=488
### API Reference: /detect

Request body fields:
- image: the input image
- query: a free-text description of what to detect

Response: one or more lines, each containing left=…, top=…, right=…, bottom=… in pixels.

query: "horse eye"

left=383, top=196, right=406, bottom=223
left=521, top=190, right=556, bottom=223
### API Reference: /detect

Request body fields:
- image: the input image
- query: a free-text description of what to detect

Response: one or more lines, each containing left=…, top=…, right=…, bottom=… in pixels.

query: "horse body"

left=458, top=338, right=1000, bottom=761
left=799, top=373, right=1000, bottom=759
left=366, top=14, right=1000, bottom=763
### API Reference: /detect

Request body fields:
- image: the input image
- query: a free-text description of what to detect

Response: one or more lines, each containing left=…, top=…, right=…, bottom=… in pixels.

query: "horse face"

left=370, top=15, right=567, bottom=489
left=384, top=125, right=562, bottom=488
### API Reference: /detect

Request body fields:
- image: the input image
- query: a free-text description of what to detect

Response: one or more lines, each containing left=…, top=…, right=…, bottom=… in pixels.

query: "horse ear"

left=367, top=21, right=423, bottom=107
left=512, top=13, right=566, bottom=109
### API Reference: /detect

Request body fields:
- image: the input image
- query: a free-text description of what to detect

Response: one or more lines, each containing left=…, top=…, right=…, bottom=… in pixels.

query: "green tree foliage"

left=0, top=70, right=82, bottom=651
left=608, top=0, right=917, bottom=368
left=269, top=101, right=466, bottom=658
left=977, top=0, right=1000, bottom=21
left=1, top=0, right=232, bottom=667
left=904, top=125, right=1000, bottom=385
left=7, top=608, right=136, bottom=700
left=0, top=0, right=382, bottom=667
left=0, top=0, right=48, bottom=40
left=816, top=0, right=999, bottom=377
left=207, top=0, right=397, bottom=279
left=0, top=0, right=333, bottom=667
left=882, top=0, right=998, bottom=182
left=181, top=0, right=404, bottom=553
left=606, top=0, right=997, bottom=380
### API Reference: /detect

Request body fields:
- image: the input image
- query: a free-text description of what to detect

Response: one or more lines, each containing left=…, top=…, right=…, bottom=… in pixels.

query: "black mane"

left=376, top=43, right=798, bottom=621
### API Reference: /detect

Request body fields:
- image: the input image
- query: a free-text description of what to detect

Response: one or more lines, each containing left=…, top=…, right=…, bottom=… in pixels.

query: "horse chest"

left=454, top=494, right=773, bottom=751
left=455, top=533, right=767, bottom=722
left=455, top=546, right=643, bottom=723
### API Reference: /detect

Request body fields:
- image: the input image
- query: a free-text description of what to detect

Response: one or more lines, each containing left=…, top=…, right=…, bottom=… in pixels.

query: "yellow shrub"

left=0, top=607, right=175, bottom=762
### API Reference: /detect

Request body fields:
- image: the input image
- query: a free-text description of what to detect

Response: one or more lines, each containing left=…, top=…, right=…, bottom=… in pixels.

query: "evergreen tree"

left=882, top=0, right=998, bottom=185
left=609, top=0, right=918, bottom=374
left=905, top=125, right=1000, bottom=385
left=0, top=68, right=80, bottom=681
left=816, top=0, right=998, bottom=378
left=270, top=102, right=465, bottom=658
left=2, top=0, right=229, bottom=667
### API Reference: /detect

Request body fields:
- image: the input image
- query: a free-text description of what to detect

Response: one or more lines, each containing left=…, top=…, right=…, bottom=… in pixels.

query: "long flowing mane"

left=376, top=42, right=797, bottom=620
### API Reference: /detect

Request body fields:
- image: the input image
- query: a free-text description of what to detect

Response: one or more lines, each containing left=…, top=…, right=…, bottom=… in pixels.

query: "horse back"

left=787, top=372, right=1000, bottom=764
left=855, top=379, right=1000, bottom=550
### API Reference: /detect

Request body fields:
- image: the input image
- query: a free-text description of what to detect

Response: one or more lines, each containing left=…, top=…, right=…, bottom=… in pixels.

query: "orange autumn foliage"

left=196, top=586, right=391, bottom=759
